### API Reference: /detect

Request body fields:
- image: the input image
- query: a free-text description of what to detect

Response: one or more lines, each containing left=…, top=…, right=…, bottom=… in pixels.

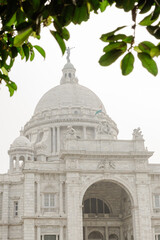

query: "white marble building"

left=1, top=55, right=160, bottom=240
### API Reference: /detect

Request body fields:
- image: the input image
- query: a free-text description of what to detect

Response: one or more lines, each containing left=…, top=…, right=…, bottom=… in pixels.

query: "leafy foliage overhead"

left=0, top=0, right=160, bottom=96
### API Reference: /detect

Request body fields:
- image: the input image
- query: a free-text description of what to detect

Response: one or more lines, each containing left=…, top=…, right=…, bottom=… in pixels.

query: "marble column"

left=84, top=226, right=88, bottom=240
left=57, top=127, right=60, bottom=152
left=37, top=226, right=41, bottom=240
left=105, top=226, right=108, bottom=240
left=16, top=155, right=19, bottom=171
left=9, top=156, right=13, bottom=171
left=60, top=225, right=63, bottom=240
left=37, top=181, right=41, bottom=215
left=66, top=178, right=82, bottom=240
left=59, top=181, right=64, bottom=215
left=52, top=127, right=55, bottom=154
left=2, top=184, right=9, bottom=240
left=120, top=225, right=123, bottom=240
left=83, top=126, right=87, bottom=140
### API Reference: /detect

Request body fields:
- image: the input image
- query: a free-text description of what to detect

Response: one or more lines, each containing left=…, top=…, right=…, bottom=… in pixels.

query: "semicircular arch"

left=80, top=175, right=136, bottom=206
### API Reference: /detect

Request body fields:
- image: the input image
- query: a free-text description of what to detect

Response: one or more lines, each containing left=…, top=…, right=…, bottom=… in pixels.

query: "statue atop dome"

left=66, top=47, right=74, bottom=63
left=60, top=47, right=78, bottom=85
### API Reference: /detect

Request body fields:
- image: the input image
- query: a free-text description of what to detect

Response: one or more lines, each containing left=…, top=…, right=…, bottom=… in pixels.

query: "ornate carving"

left=132, top=127, right=143, bottom=140
left=65, top=126, right=80, bottom=140
left=97, top=159, right=106, bottom=169
left=35, top=143, right=47, bottom=151
left=109, top=161, right=116, bottom=169
left=108, top=227, right=120, bottom=238
left=97, top=120, right=112, bottom=135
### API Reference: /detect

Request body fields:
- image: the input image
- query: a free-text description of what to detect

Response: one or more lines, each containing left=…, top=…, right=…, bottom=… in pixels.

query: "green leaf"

left=151, top=6, right=160, bottom=21
left=103, top=42, right=127, bottom=53
left=100, top=26, right=126, bottom=42
left=123, top=35, right=134, bottom=44
left=73, top=5, right=89, bottom=24
left=6, top=12, right=16, bottom=27
left=16, top=9, right=26, bottom=25
left=99, top=49, right=124, bottom=66
left=139, top=13, right=158, bottom=26
left=61, top=28, right=70, bottom=41
left=150, top=47, right=160, bottom=57
left=123, top=0, right=135, bottom=12
left=147, top=25, right=160, bottom=39
left=50, top=30, right=66, bottom=55
left=11, top=47, right=18, bottom=58
left=107, top=34, right=127, bottom=41
left=30, top=51, right=35, bottom=61
left=31, top=0, right=40, bottom=10
left=22, top=44, right=29, bottom=61
left=100, top=0, right=109, bottom=12
left=139, top=0, right=153, bottom=14
left=138, top=41, right=155, bottom=55
left=13, top=27, right=33, bottom=47
left=121, top=52, right=134, bottom=75
left=89, top=0, right=100, bottom=12
left=1, top=66, right=8, bottom=75
left=138, top=52, right=158, bottom=76
left=33, top=45, right=46, bottom=59
left=6, top=81, right=17, bottom=96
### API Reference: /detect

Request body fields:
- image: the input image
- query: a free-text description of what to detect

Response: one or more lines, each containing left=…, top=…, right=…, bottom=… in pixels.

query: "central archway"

left=82, top=180, right=134, bottom=240
left=88, top=231, right=104, bottom=240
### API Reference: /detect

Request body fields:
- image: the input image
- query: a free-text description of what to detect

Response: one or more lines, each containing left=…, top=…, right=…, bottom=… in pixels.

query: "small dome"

left=11, top=134, right=31, bottom=149
left=63, top=62, right=75, bottom=70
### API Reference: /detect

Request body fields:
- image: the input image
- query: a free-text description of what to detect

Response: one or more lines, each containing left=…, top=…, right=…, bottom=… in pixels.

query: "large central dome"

left=34, top=83, right=106, bottom=114
left=24, top=59, right=118, bottom=141
left=34, top=62, right=106, bottom=115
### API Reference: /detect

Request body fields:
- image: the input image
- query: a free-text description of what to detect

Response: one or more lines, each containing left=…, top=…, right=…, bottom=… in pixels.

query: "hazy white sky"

left=0, top=7, right=160, bottom=173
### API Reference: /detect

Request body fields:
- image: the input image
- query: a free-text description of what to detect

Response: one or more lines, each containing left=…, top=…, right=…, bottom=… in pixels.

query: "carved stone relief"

left=97, top=160, right=116, bottom=170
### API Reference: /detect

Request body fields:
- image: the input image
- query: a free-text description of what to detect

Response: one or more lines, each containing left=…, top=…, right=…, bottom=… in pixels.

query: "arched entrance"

left=88, top=231, right=104, bottom=240
left=82, top=180, right=133, bottom=240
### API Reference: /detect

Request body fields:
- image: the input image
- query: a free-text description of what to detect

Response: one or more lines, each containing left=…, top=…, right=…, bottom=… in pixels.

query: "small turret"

left=8, top=130, right=34, bottom=172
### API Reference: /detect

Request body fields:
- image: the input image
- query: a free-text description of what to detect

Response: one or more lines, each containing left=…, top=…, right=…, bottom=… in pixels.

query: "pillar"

left=60, top=225, right=63, bottom=240
left=57, top=126, right=60, bottom=152
left=16, top=155, right=19, bottom=171
left=2, top=184, right=9, bottom=240
left=37, top=180, right=41, bottom=215
left=105, top=225, right=108, bottom=240
left=66, top=174, right=82, bottom=240
left=59, top=181, right=64, bottom=215
left=24, top=173, right=35, bottom=240
left=134, top=174, right=152, bottom=240
left=120, top=225, right=123, bottom=240
left=52, top=127, right=56, bottom=154
left=9, top=156, right=13, bottom=171
left=37, top=226, right=41, bottom=240
left=83, top=126, right=87, bottom=139
left=85, top=227, right=88, bottom=240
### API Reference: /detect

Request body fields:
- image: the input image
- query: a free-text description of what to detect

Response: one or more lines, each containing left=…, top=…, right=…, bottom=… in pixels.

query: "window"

left=155, top=234, right=160, bottom=240
left=44, top=193, right=55, bottom=208
left=41, top=235, right=58, bottom=240
left=83, top=198, right=110, bottom=214
left=154, top=195, right=160, bottom=208
left=14, top=201, right=18, bottom=217
left=0, top=192, right=2, bottom=219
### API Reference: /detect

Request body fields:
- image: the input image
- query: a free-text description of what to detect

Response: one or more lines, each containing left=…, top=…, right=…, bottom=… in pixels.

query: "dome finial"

left=66, top=47, right=75, bottom=63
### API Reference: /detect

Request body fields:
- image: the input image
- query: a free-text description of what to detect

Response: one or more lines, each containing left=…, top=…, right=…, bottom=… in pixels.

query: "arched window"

left=109, top=234, right=118, bottom=240
left=13, top=156, right=16, bottom=168
left=19, top=156, right=25, bottom=168
left=83, top=198, right=110, bottom=214
left=88, top=231, right=103, bottom=240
